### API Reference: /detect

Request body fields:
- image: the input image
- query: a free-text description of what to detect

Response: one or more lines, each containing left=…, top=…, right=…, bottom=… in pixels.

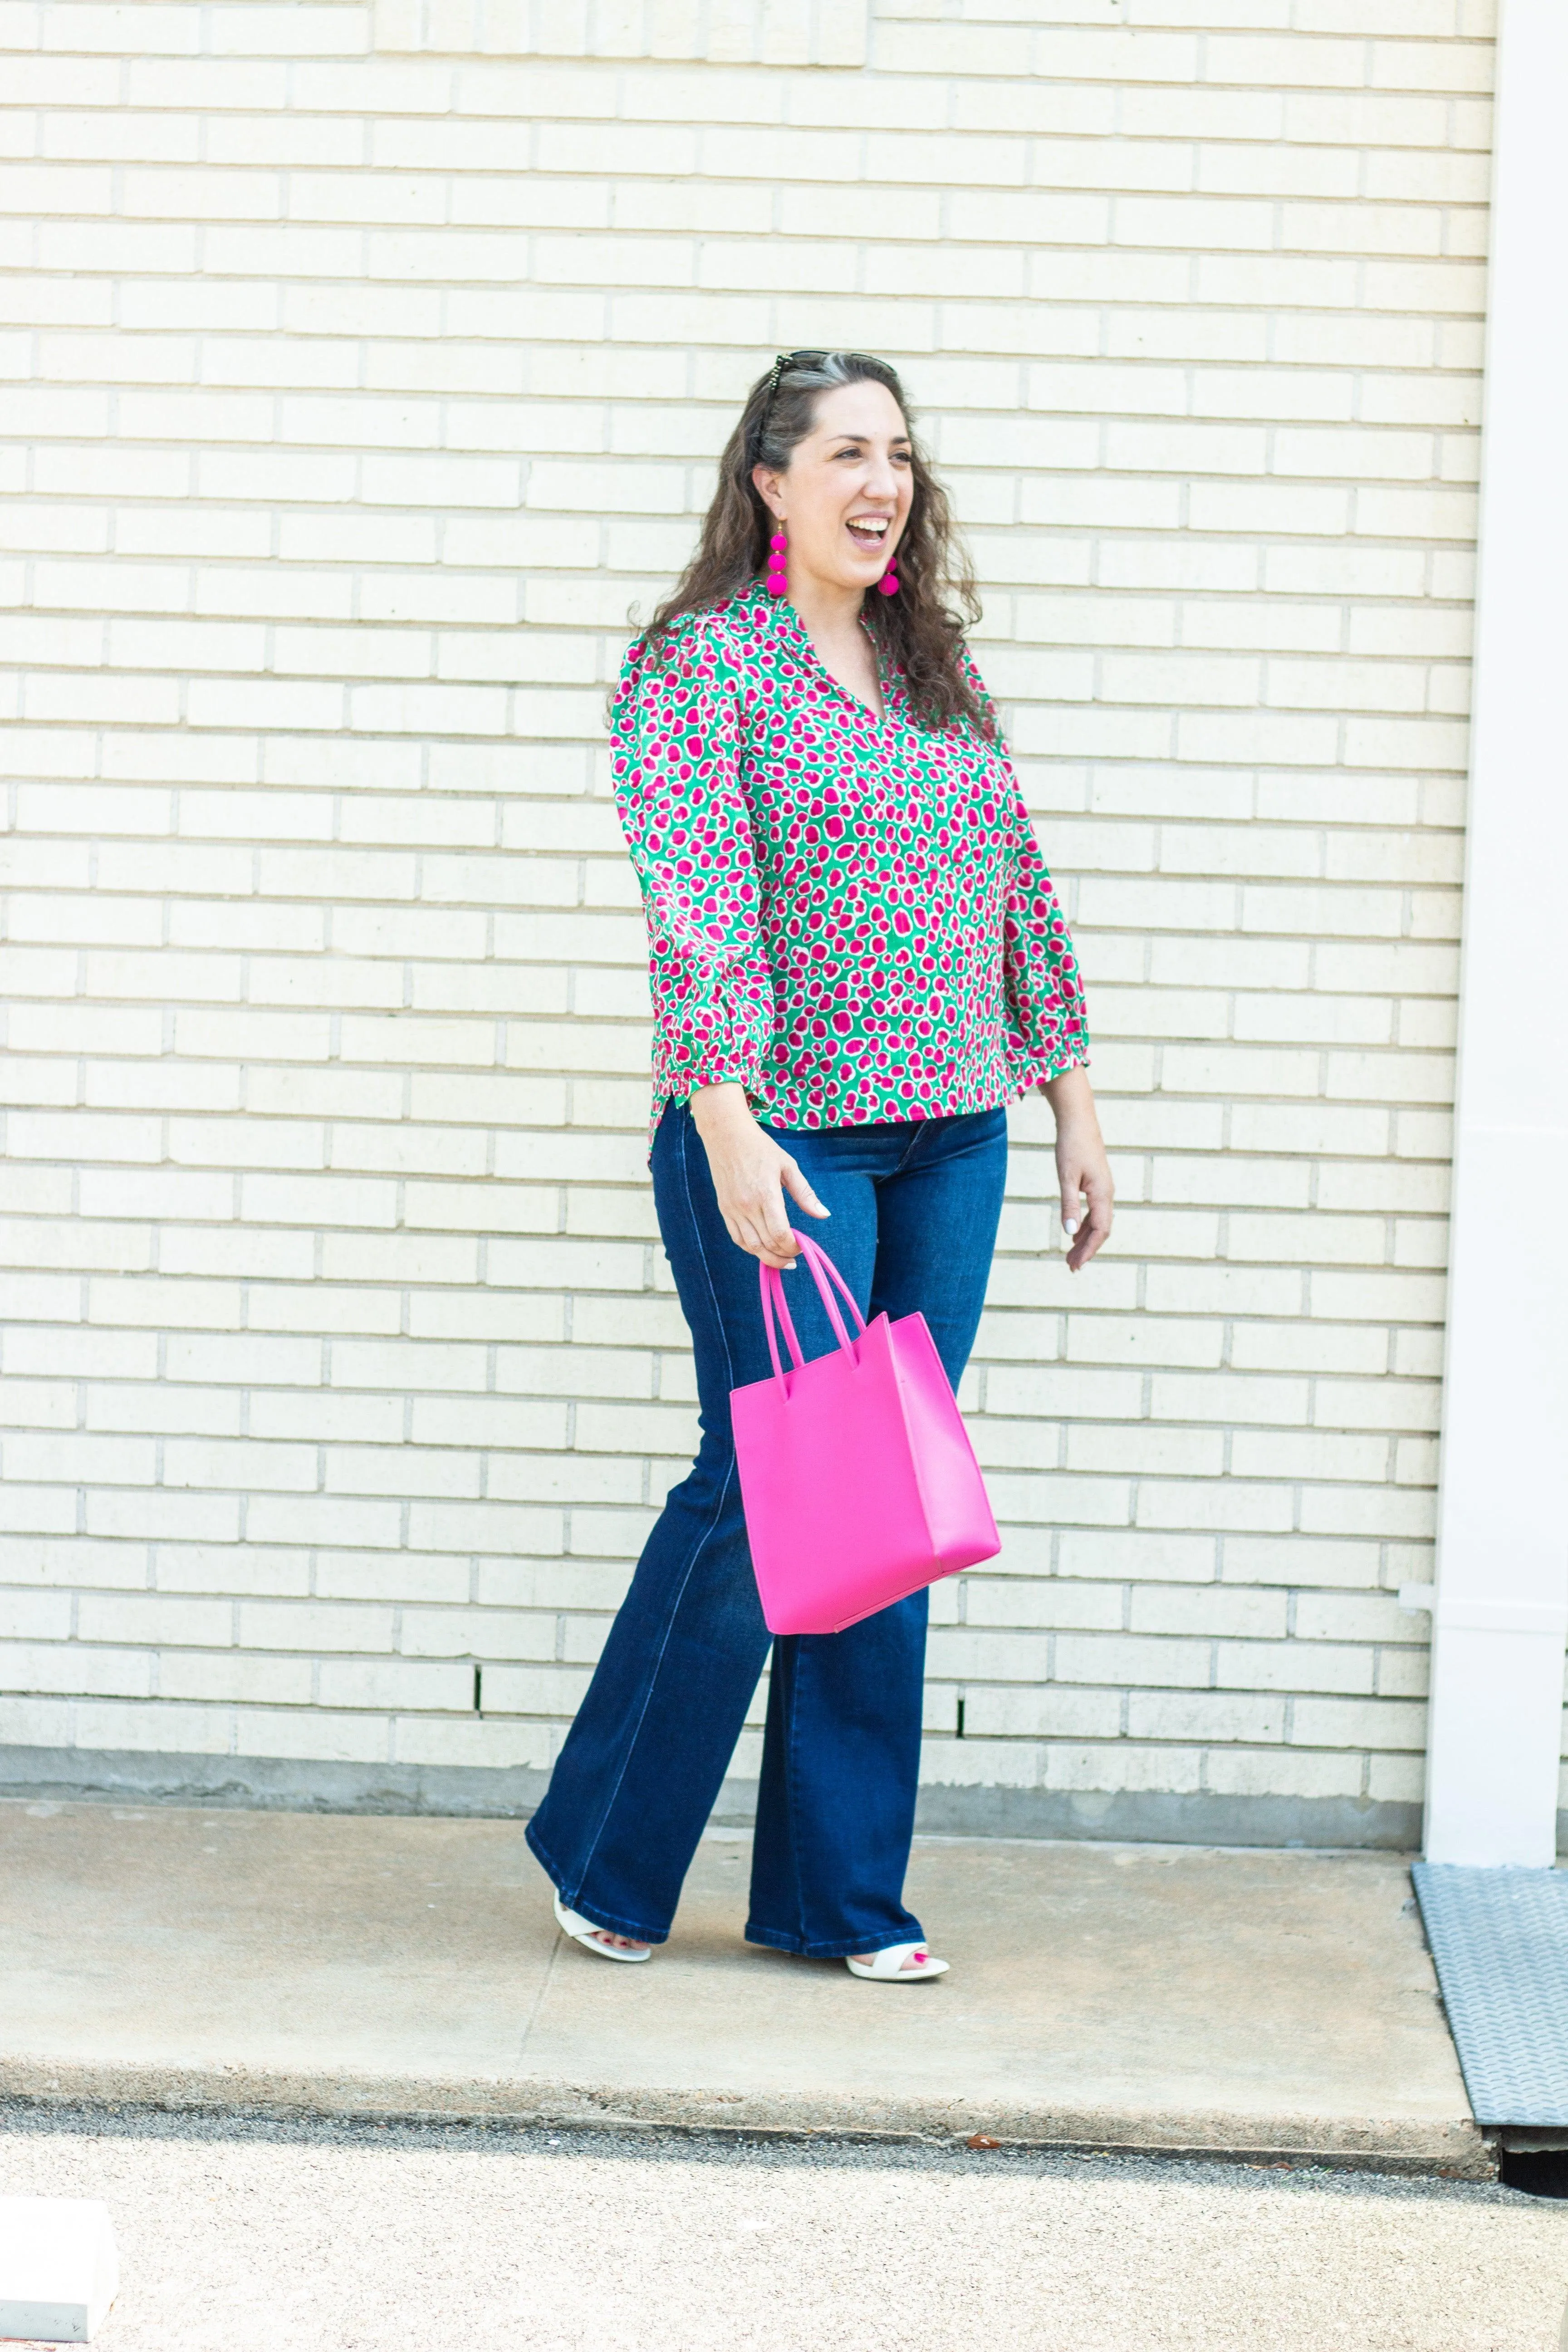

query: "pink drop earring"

left=877, top=550, right=900, bottom=596
left=766, top=526, right=789, bottom=596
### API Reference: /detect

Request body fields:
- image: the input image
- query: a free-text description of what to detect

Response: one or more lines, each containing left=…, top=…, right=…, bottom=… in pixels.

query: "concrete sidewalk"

left=0, top=1798, right=1486, bottom=2175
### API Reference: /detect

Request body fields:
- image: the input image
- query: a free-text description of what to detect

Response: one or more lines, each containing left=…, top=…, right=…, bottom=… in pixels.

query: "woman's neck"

left=782, top=568, right=883, bottom=720
left=785, top=570, right=865, bottom=647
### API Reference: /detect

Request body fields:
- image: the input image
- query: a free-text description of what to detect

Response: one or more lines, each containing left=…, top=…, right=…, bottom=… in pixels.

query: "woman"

left=526, top=350, right=1112, bottom=1981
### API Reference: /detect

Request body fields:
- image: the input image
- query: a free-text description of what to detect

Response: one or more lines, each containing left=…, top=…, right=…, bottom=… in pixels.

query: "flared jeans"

left=525, top=1099, right=1008, bottom=1957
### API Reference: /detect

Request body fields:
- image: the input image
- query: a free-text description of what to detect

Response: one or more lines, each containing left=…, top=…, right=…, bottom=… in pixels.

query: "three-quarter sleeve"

left=957, top=646, right=1090, bottom=1089
left=610, top=623, right=777, bottom=1102
left=1001, top=780, right=1090, bottom=1085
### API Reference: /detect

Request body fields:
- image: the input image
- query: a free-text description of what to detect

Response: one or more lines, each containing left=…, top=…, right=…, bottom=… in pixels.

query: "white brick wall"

left=3, top=0, right=1534, bottom=1835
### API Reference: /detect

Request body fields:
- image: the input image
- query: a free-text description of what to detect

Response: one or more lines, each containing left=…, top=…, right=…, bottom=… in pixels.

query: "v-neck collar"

left=755, top=583, right=902, bottom=732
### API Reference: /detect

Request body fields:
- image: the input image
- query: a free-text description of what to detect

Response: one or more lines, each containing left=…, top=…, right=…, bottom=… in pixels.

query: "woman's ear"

left=751, top=463, right=784, bottom=520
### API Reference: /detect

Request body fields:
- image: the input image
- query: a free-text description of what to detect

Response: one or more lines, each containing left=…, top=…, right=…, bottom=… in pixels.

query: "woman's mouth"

left=846, top=515, right=891, bottom=551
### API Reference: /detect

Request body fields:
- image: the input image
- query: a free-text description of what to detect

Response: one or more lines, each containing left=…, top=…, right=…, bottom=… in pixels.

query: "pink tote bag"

left=730, top=1230, right=1001, bottom=1636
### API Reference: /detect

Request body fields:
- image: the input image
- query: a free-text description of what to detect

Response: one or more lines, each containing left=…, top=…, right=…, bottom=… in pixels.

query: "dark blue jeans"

left=525, top=1100, right=1008, bottom=1957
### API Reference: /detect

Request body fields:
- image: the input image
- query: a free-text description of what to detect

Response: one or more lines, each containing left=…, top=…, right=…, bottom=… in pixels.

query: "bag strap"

left=792, top=1230, right=868, bottom=1346
left=759, top=1259, right=807, bottom=1379
left=755, top=1230, right=867, bottom=1386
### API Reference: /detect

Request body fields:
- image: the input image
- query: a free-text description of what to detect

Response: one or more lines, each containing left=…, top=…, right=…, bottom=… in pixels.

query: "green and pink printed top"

left=611, top=583, right=1089, bottom=1142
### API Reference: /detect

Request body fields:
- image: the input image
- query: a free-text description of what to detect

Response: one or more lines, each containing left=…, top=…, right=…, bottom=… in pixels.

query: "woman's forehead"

left=801, top=379, right=909, bottom=443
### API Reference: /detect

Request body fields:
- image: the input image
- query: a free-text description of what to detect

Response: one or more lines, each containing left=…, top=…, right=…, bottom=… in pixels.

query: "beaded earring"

left=766, top=527, right=789, bottom=597
left=877, top=550, right=900, bottom=597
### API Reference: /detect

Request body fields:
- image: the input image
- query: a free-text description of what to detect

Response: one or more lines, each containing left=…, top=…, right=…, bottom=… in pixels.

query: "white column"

left=1421, top=0, right=1568, bottom=1866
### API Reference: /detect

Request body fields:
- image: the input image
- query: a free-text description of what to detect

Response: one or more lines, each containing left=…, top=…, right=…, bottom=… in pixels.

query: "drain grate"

left=1412, top=1862, right=1568, bottom=2126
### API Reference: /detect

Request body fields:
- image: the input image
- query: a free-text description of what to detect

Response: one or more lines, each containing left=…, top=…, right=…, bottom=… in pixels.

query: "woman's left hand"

left=1041, top=1067, right=1113, bottom=1273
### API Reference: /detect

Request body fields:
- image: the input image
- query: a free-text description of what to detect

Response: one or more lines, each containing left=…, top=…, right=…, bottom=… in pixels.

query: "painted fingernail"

left=1063, top=1218, right=1080, bottom=1236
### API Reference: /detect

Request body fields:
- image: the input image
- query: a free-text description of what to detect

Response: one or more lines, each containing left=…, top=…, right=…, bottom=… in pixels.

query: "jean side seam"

left=569, top=1109, right=743, bottom=1909
left=782, top=1643, right=809, bottom=1950
left=746, top=1648, right=814, bottom=1956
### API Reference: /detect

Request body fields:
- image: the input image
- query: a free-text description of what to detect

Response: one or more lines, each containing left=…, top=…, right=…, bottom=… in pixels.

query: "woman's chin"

left=790, top=551, right=892, bottom=594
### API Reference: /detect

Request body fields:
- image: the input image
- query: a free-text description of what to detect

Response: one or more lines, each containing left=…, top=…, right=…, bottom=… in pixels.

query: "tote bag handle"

left=758, top=1230, right=868, bottom=1387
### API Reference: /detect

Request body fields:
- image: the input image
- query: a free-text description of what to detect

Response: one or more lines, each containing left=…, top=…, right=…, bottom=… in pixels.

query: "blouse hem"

left=642, top=1047, right=1089, bottom=1159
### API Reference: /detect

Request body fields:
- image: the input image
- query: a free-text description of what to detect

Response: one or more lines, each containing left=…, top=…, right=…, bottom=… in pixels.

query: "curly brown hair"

left=638, top=350, right=993, bottom=740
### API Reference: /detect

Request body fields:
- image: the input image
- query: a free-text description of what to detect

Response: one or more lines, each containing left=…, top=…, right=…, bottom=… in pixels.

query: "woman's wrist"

left=1041, top=1064, right=1100, bottom=1134
left=690, top=1080, right=754, bottom=1133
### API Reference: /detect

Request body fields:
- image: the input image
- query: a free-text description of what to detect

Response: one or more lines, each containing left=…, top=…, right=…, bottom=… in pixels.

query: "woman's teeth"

left=848, top=519, right=889, bottom=545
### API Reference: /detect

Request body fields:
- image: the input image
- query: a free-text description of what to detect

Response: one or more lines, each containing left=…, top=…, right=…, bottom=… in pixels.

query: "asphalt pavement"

left=1, top=2106, right=1565, bottom=2352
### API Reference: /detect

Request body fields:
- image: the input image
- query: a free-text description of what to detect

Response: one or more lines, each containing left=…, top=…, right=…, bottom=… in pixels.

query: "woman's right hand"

left=690, top=1083, right=829, bottom=1270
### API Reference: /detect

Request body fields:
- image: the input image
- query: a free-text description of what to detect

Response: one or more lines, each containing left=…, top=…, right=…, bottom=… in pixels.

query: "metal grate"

left=1412, top=1862, right=1568, bottom=2126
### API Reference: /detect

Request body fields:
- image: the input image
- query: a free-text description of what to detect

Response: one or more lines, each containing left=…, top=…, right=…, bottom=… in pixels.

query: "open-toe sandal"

left=553, top=1889, right=652, bottom=1963
left=845, top=1942, right=948, bottom=1982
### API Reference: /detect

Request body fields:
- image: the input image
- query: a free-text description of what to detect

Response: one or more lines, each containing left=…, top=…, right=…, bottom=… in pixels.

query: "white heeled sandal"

left=553, top=1889, right=652, bottom=1963
left=845, top=1941, right=949, bottom=1982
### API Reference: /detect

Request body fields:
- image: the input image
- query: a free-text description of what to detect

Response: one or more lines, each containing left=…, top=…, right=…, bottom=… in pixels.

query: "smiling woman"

left=525, top=350, right=1112, bottom=1981
left=643, top=349, right=992, bottom=738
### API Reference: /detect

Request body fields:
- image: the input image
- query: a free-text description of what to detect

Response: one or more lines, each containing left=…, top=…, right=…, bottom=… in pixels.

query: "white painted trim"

left=1439, top=1602, right=1568, bottom=1638
left=1422, top=0, right=1568, bottom=1867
